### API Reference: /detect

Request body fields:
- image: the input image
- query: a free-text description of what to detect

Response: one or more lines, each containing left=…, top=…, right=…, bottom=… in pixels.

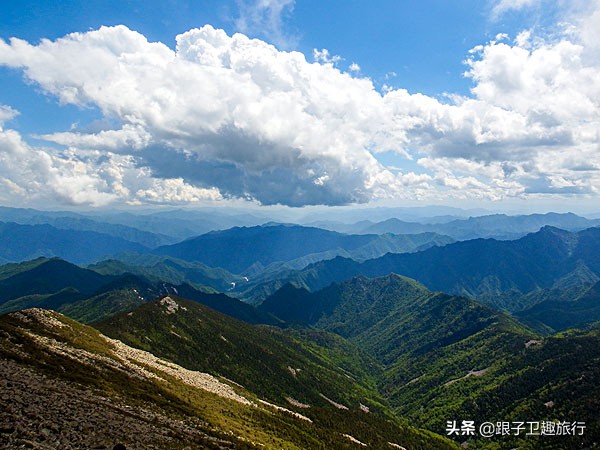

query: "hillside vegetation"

left=244, top=226, right=600, bottom=310
left=0, top=304, right=458, bottom=450
left=260, top=274, right=600, bottom=449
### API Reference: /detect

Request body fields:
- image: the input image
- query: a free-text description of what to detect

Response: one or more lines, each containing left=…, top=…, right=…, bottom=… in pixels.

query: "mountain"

left=260, top=274, right=600, bottom=449
left=0, top=308, right=255, bottom=449
left=0, top=205, right=273, bottom=241
left=358, top=212, right=600, bottom=240
left=154, top=223, right=454, bottom=274
left=296, top=205, right=487, bottom=226
left=259, top=274, right=432, bottom=335
left=0, top=257, right=113, bottom=304
left=98, top=296, right=380, bottom=411
left=0, top=307, right=458, bottom=449
left=0, top=299, right=461, bottom=449
left=515, top=280, right=600, bottom=332
left=148, top=283, right=282, bottom=326
left=259, top=273, right=533, bottom=365
left=0, top=206, right=176, bottom=247
left=86, top=207, right=276, bottom=240
left=282, top=231, right=453, bottom=268
left=89, top=253, right=243, bottom=293
left=0, top=221, right=151, bottom=264
left=245, top=226, right=600, bottom=310
left=393, top=325, right=600, bottom=450
left=304, top=214, right=476, bottom=235
left=0, top=258, right=163, bottom=322
left=0, top=258, right=278, bottom=325
left=1, top=247, right=598, bottom=448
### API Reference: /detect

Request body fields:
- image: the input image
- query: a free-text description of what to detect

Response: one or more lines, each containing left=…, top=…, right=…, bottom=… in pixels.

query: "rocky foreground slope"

left=0, top=302, right=457, bottom=450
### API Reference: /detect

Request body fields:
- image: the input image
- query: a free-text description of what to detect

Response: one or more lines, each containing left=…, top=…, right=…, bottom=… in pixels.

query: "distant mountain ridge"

left=154, top=223, right=454, bottom=273
left=0, top=257, right=113, bottom=303
left=0, top=205, right=272, bottom=241
left=0, top=221, right=151, bottom=264
left=515, top=280, right=600, bottom=332
left=89, top=254, right=243, bottom=293
left=0, top=206, right=176, bottom=246
left=321, top=212, right=600, bottom=240
left=243, top=226, right=600, bottom=310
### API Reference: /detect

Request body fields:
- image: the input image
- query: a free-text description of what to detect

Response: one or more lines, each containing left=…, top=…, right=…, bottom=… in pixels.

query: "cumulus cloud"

left=313, top=48, right=341, bottom=65
left=0, top=2, right=600, bottom=207
left=37, top=124, right=152, bottom=151
left=0, top=108, right=222, bottom=207
left=461, top=4, right=600, bottom=194
left=0, top=26, right=408, bottom=206
left=134, top=178, right=222, bottom=204
left=349, top=63, right=361, bottom=72
left=0, top=126, right=118, bottom=207
left=571, top=0, right=600, bottom=61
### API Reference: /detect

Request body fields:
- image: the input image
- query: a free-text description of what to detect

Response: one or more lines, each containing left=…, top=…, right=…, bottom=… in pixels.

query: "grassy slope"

left=97, top=296, right=458, bottom=449
left=0, top=307, right=459, bottom=449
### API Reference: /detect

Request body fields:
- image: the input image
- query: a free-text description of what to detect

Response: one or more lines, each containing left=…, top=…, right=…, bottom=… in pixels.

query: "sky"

left=0, top=0, right=599, bottom=213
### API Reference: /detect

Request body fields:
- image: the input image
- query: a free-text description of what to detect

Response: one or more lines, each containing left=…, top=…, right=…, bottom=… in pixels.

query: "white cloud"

left=349, top=62, right=361, bottom=72
left=1, top=3, right=600, bottom=207
left=234, top=0, right=297, bottom=49
left=313, top=48, right=342, bottom=65
left=418, top=157, right=526, bottom=201
left=0, top=127, right=118, bottom=207
left=459, top=5, right=600, bottom=194
left=491, top=0, right=541, bottom=19
left=0, top=26, right=408, bottom=206
left=0, top=122, right=223, bottom=207
left=0, top=105, right=18, bottom=126
left=36, top=124, right=152, bottom=151
left=135, top=178, right=223, bottom=204
left=572, top=0, right=600, bottom=61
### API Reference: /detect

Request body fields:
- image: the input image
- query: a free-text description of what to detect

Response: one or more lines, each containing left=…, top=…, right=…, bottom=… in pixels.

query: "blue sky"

left=0, top=0, right=598, bottom=212
left=1, top=1, right=551, bottom=97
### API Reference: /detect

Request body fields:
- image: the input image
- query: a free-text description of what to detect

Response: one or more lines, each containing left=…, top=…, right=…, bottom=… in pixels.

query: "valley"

left=0, top=206, right=598, bottom=449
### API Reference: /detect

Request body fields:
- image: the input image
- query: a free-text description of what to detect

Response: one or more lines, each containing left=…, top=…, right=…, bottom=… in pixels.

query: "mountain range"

left=0, top=250, right=600, bottom=449
left=89, top=254, right=243, bottom=293
left=258, top=274, right=600, bottom=449
left=242, top=226, right=600, bottom=312
left=2, top=267, right=597, bottom=449
left=0, top=221, right=152, bottom=264
left=0, top=257, right=278, bottom=326
left=515, top=280, right=600, bottom=332
left=0, top=205, right=271, bottom=241
left=0, top=206, right=599, bottom=449
left=153, top=223, right=454, bottom=274
left=317, top=212, right=600, bottom=240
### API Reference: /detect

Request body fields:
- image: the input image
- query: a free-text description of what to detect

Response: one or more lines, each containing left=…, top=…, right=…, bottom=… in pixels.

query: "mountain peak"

left=538, top=224, right=569, bottom=234
left=158, top=295, right=188, bottom=315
